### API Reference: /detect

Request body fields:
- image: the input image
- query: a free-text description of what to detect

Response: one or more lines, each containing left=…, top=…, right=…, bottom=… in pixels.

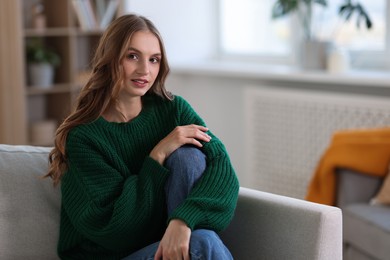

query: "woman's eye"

left=150, top=57, right=160, bottom=64
left=126, top=54, right=138, bottom=60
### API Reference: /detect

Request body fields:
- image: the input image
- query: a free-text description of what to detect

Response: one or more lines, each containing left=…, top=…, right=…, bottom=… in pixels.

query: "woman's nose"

left=136, top=59, right=150, bottom=74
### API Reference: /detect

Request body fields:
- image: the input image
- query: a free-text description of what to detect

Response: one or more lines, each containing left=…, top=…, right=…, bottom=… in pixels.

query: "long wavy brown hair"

left=45, top=14, right=172, bottom=186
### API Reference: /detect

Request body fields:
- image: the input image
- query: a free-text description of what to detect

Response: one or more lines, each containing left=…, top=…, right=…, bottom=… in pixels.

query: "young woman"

left=46, top=14, right=239, bottom=260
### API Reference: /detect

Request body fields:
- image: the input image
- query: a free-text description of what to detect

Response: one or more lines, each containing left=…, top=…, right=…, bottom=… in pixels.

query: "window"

left=219, top=0, right=292, bottom=63
left=219, top=0, right=389, bottom=69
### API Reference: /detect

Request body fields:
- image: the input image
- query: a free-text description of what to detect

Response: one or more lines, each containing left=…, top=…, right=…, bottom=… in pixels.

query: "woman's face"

left=119, top=30, right=161, bottom=99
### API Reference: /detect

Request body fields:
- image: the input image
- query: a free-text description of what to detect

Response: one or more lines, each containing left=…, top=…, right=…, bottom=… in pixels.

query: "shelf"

left=75, top=28, right=105, bottom=36
left=26, top=83, right=73, bottom=95
left=24, top=27, right=105, bottom=37
left=24, top=27, right=72, bottom=37
left=17, top=0, right=105, bottom=145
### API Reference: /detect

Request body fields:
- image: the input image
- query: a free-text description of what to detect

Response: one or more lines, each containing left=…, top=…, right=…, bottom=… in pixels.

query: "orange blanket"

left=305, top=128, right=390, bottom=206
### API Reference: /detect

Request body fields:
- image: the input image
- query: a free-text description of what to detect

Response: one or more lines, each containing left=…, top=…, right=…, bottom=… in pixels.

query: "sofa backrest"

left=0, top=144, right=60, bottom=260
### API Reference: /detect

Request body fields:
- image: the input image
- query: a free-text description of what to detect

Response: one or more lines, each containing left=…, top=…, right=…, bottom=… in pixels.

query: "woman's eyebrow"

left=127, top=47, right=161, bottom=56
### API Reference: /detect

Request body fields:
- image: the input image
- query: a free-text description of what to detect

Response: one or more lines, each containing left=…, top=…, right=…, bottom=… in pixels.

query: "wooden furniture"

left=0, top=1, right=27, bottom=144
left=20, top=0, right=104, bottom=145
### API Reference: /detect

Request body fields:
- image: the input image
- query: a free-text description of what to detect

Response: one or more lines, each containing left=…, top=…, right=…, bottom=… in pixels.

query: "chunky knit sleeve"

left=61, top=128, right=169, bottom=252
left=168, top=96, right=240, bottom=232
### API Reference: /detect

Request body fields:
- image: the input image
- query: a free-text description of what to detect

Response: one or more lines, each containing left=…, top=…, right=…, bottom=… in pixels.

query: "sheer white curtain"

left=0, top=0, right=27, bottom=144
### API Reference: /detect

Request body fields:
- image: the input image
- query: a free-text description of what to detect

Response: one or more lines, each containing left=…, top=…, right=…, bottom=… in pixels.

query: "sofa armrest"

left=0, top=144, right=60, bottom=259
left=336, top=168, right=383, bottom=209
left=220, top=187, right=342, bottom=260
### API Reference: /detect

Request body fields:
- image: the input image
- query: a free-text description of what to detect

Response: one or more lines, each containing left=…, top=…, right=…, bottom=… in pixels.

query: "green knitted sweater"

left=57, top=94, right=239, bottom=259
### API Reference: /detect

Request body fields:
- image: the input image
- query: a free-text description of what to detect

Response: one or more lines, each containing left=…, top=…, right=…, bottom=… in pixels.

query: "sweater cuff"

left=137, top=156, right=170, bottom=189
left=168, top=203, right=206, bottom=230
left=144, top=156, right=170, bottom=175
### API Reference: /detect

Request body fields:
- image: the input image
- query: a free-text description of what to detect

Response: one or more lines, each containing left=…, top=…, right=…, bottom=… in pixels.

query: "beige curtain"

left=0, top=0, right=27, bottom=144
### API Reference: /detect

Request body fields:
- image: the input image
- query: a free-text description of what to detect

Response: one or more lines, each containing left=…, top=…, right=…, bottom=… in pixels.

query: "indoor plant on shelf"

left=271, top=0, right=373, bottom=70
left=26, top=38, right=61, bottom=87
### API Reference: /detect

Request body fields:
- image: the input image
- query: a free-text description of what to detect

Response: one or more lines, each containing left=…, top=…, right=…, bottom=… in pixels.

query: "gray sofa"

left=337, top=168, right=390, bottom=260
left=0, top=144, right=342, bottom=260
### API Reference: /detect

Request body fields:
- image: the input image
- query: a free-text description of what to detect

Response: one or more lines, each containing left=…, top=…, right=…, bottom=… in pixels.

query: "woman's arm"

left=61, top=129, right=169, bottom=251
left=168, top=96, right=240, bottom=231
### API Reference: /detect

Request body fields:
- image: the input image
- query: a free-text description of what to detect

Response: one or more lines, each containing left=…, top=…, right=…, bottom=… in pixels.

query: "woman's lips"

left=131, top=79, right=148, bottom=87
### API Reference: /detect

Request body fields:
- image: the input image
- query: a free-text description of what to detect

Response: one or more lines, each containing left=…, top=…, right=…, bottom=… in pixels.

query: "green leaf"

left=271, top=0, right=299, bottom=18
left=26, top=38, right=61, bottom=67
left=338, top=2, right=373, bottom=30
left=313, top=0, right=327, bottom=7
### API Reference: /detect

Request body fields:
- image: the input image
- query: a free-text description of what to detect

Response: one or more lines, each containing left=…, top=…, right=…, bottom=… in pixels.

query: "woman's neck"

left=103, top=97, right=142, bottom=123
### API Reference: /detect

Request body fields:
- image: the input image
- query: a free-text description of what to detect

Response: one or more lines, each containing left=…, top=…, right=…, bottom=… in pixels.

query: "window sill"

left=170, top=60, right=390, bottom=88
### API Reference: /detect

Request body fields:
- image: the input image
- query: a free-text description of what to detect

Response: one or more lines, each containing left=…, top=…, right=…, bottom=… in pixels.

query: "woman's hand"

left=150, top=124, right=211, bottom=165
left=154, top=219, right=191, bottom=260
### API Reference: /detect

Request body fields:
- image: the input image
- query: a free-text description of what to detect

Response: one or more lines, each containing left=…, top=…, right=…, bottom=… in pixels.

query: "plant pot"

left=299, top=40, right=333, bottom=71
left=28, top=63, right=54, bottom=87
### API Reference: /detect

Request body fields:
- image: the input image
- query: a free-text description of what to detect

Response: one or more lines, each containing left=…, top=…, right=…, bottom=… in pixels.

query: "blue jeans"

left=123, top=146, right=233, bottom=260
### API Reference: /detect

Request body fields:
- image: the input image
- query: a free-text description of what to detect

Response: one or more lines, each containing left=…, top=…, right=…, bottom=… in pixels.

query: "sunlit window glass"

left=220, top=0, right=291, bottom=56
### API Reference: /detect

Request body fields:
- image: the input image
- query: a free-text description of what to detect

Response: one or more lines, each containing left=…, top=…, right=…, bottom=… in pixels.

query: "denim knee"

left=164, top=145, right=206, bottom=215
left=164, top=145, right=206, bottom=193
left=190, top=229, right=233, bottom=260
left=165, top=145, right=206, bottom=174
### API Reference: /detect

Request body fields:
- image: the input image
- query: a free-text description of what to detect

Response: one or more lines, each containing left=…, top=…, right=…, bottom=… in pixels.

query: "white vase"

left=28, top=63, right=54, bottom=88
left=327, top=47, right=350, bottom=73
left=299, top=40, right=333, bottom=71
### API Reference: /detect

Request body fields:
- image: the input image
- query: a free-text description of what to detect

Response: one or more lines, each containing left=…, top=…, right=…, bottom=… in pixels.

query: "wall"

left=124, top=0, right=218, bottom=63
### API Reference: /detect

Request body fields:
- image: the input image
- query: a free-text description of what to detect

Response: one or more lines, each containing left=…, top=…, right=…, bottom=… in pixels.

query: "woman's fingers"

left=186, top=138, right=203, bottom=148
left=150, top=125, right=212, bottom=165
left=156, top=219, right=191, bottom=260
left=176, top=125, right=211, bottom=143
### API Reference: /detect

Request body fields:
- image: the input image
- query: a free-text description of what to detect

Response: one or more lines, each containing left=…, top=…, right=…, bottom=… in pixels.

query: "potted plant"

left=26, top=38, right=61, bottom=87
left=271, top=0, right=373, bottom=70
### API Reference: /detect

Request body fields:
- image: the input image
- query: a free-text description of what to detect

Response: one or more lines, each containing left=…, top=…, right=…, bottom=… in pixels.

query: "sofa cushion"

left=345, top=246, right=378, bottom=260
left=0, top=144, right=60, bottom=259
left=343, top=203, right=390, bottom=260
left=371, top=169, right=390, bottom=205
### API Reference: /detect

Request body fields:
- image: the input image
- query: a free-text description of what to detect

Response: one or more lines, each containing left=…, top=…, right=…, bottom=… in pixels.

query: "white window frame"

left=346, top=0, right=390, bottom=70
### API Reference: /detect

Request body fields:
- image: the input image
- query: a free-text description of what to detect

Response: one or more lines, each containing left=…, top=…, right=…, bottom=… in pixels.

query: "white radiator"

left=245, top=86, right=390, bottom=199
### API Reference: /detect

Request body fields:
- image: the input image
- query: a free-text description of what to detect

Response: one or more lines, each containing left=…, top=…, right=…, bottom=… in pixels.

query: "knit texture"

left=57, top=94, right=239, bottom=260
